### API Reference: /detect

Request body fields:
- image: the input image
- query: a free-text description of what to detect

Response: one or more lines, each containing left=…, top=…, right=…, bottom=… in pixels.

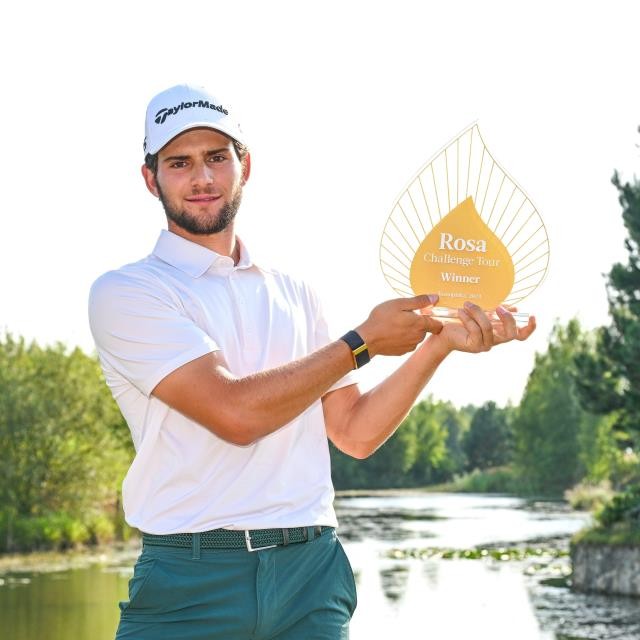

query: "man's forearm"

left=329, top=335, right=451, bottom=458
left=221, top=341, right=355, bottom=441
left=154, top=339, right=355, bottom=446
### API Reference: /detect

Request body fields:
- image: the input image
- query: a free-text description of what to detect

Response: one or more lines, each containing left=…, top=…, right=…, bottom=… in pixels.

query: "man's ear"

left=141, top=164, right=160, bottom=198
left=241, top=153, right=252, bottom=186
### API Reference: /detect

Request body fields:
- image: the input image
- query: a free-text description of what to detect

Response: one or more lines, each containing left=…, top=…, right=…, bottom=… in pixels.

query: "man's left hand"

left=424, top=302, right=536, bottom=356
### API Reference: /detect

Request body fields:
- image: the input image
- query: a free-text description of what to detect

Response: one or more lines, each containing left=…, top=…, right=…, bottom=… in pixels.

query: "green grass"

left=572, top=521, right=640, bottom=547
left=445, top=466, right=548, bottom=496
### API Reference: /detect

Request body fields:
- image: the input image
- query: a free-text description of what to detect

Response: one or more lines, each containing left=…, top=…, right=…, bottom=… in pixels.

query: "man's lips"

left=185, top=194, right=222, bottom=203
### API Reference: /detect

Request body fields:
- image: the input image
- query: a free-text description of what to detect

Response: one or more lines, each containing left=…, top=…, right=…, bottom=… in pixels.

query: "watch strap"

left=340, top=330, right=370, bottom=369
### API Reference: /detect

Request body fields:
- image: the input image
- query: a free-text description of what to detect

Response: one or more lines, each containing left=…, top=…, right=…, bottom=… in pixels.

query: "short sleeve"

left=88, top=270, right=218, bottom=397
left=305, top=282, right=359, bottom=392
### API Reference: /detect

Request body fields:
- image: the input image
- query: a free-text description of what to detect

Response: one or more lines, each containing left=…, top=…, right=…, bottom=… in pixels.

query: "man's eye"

left=209, top=155, right=226, bottom=163
left=170, top=161, right=188, bottom=168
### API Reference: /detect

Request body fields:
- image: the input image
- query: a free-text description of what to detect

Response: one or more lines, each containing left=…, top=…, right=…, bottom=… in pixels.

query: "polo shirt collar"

left=152, top=229, right=256, bottom=278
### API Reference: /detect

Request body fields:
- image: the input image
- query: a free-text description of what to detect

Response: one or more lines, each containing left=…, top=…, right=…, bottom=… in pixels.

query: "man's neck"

left=167, top=223, right=240, bottom=264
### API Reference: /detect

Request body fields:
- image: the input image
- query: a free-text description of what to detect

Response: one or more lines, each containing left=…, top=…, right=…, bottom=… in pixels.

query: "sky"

left=1, top=0, right=639, bottom=408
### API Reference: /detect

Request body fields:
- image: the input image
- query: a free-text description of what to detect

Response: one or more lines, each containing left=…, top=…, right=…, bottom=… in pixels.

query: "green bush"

left=452, top=467, right=533, bottom=494
left=42, top=515, right=66, bottom=546
left=565, top=481, right=614, bottom=512
left=0, top=512, right=92, bottom=552
left=610, top=451, right=640, bottom=490
left=63, top=516, right=90, bottom=546
left=87, top=512, right=116, bottom=544
left=12, top=516, right=51, bottom=550
left=596, top=485, right=640, bottom=528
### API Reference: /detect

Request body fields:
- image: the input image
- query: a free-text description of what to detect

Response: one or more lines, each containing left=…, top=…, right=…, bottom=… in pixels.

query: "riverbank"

left=0, top=540, right=141, bottom=575
left=335, top=468, right=567, bottom=500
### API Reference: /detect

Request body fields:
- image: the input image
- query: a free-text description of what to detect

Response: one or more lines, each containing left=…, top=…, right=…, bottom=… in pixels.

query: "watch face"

left=354, top=347, right=370, bottom=368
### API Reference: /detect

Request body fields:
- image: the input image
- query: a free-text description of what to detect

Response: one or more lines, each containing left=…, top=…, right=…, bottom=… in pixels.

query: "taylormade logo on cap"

left=144, top=84, right=246, bottom=155
left=154, top=100, right=229, bottom=126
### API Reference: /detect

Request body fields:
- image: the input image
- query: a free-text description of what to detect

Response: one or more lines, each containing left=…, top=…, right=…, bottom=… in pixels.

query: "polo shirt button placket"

left=231, top=269, right=261, bottom=363
left=227, top=271, right=249, bottom=356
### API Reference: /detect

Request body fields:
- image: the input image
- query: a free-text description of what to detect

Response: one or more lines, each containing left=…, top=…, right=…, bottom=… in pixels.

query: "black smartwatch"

left=340, top=330, right=370, bottom=369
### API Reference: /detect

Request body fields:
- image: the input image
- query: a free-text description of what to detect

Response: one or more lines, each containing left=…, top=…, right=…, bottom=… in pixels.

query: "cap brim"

left=147, top=121, right=246, bottom=155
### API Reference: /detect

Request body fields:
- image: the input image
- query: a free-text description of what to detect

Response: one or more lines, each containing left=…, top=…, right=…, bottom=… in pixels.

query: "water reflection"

left=336, top=493, right=588, bottom=549
left=336, top=493, right=639, bottom=640
left=422, top=561, right=440, bottom=590
left=336, top=505, right=440, bottom=543
left=531, top=582, right=640, bottom=639
left=379, top=564, right=410, bottom=604
left=1, top=563, right=129, bottom=640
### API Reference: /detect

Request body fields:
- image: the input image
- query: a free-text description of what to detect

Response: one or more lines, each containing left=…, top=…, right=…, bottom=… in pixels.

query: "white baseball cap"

left=143, top=84, right=247, bottom=156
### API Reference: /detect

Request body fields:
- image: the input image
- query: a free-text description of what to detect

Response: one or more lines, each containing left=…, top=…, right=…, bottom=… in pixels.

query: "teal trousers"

left=115, top=527, right=357, bottom=639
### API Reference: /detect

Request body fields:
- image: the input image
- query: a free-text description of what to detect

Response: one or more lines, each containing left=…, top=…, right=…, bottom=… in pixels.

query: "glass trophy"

left=380, top=123, right=549, bottom=326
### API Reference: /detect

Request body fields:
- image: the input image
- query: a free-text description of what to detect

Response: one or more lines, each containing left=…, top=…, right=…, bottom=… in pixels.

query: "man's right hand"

left=355, top=295, right=443, bottom=357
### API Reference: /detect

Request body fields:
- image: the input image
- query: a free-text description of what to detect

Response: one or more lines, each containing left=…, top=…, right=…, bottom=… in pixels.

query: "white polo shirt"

left=89, top=230, right=355, bottom=534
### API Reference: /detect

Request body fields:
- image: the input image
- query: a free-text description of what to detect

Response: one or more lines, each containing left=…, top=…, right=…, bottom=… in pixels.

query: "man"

left=89, top=84, right=535, bottom=640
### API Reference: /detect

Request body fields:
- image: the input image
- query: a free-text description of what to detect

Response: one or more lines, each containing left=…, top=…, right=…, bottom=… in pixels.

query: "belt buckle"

left=245, top=530, right=277, bottom=553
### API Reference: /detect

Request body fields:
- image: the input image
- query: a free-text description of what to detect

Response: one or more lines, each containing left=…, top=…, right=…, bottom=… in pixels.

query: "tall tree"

left=513, top=320, right=603, bottom=495
left=430, top=401, right=471, bottom=483
left=464, top=401, right=513, bottom=471
left=407, top=398, right=450, bottom=485
left=575, top=167, right=640, bottom=448
left=0, top=334, right=132, bottom=550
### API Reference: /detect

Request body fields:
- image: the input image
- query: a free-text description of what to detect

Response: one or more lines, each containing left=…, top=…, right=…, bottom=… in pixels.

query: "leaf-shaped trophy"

left=380, top=123, right=549, bottom=325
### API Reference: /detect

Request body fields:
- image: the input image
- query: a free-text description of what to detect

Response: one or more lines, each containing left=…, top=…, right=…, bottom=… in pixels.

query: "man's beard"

left=157, top=183, right=243, bottom=235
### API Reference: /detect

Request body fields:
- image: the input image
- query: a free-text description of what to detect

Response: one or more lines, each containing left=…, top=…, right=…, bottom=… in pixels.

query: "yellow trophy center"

left=409, top=197, right=515, bottom=310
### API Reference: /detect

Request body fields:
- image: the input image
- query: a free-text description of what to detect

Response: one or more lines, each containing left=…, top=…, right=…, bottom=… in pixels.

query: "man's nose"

left=191, top=161, right=214, bottom=186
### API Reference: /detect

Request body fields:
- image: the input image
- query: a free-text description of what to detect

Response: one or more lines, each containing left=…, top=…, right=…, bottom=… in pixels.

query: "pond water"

left=2, top=492, right=639, bottom=639
left=336, top=493, right=640, bottom=639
